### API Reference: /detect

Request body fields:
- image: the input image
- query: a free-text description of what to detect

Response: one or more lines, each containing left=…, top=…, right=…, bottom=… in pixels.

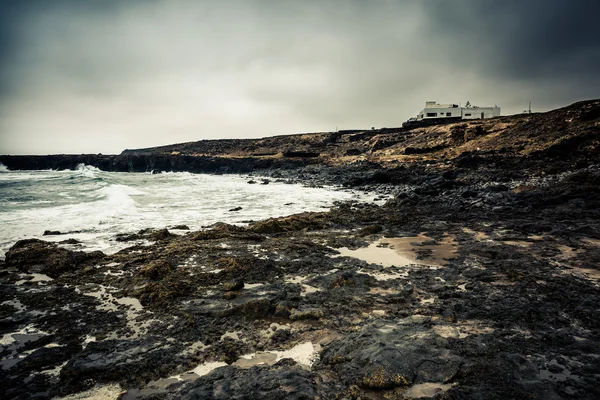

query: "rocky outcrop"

left=5, top=239, right=105, bottom=278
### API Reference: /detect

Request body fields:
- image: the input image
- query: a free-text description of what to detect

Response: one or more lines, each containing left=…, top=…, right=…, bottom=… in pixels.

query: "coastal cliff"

left=2, top=100, right=599, bottom=177
left=1, top=99, right=600, bottom=400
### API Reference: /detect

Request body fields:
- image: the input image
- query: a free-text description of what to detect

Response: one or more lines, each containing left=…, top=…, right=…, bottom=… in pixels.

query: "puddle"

left=369, top=287, right=400, bottom=295
left=42, top=360, right=69, bottom=377
left=502, top=240, right=534, bottom=247
left=116, top=297, right=143, bottom=312
left=53, top=384, right=124, bottom=400
left=561, top=266, right=600, bottom=285
left=1, top=325, right=49, bottom=346
left=16, top=273, right=53, bottom=285
left=557, top=245, right=583, bottom=259
left=220, top=331, right=241, bottom=341
left=404, top=383, right=453, bottom=398
left=103, top=270, right=126, bottom=276
left=462, top=228, right=490, bottom=241
left=79, top=285, right=150, bottom=337
left=433, top=322, right=494, bottom=339
left=125, top=341, right=322, bottom=399
left=362, top=270, right=408, bottom=281
left=233, top=342, right=320, bottom=369
left=334, top=234, right=457, bottom=268
left=1, top=299, right=26, bottom=313
left=335, top=243, right=415, bottom=267
left=583, top=237, right=600, bottom=246
left=244, top=283, right=264, bottom=289
left=285, top=276, right=321, bottom=296
left=178, top=341, right=209, bottom=356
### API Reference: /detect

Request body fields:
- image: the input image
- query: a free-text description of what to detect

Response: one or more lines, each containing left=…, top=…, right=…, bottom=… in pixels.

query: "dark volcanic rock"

left=61, top=339, right=181, bottom=390
left=178, top=361, right=318, bottom=400
left=320, top=322, right=461, bottom=390
left=5, top=239, right=105, bottom=278
left=223, top=280, right=244, bottom=291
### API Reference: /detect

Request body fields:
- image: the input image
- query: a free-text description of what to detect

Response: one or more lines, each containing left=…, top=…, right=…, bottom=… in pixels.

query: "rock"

left=169, top=224, right=190, bottom=230
left=61, top=339, right=178, bottom=388
left=139, top=259, right=174, bottom=280
left=358, top=225, right=383, bottom=237
left=43, top=230, right=63, bottom=236
left=247, top=180, right=257, bottom=184
left=289, top=308, right=324, bottom=321
left=242, top=298, right=273, bottom=319
left=18, top=344, right=80, bottom=372
left=228, top=206, right=243, bottom=212
left=250, top=212, right=329, bottom=234
left=116, top=228, right=173, bottom=242
left=5, top=239, right=105, bottom=278
left=320, top=322, right=461, bottom=391
left=223, top=291, right=238, bottom=300
left=274, top=304, right=291, bottom=318
left=176, top=361, right=318, bottom=400
left=59, top=238, right=81, bottom=245
left=223, top=280, right=244, bottom=291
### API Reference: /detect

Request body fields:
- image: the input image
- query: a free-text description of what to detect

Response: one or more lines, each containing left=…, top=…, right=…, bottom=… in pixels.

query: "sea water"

left=0, top=163, right=366, bottom=258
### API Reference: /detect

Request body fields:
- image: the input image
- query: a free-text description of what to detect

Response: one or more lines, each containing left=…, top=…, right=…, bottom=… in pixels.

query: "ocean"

left=0, top=163, right=369, bottom=258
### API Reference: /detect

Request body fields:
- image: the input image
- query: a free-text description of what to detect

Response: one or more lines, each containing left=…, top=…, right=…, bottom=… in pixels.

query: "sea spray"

left=0, top=167, right=373, bottom=257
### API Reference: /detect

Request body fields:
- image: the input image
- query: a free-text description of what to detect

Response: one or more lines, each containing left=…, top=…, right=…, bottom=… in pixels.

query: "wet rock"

left=223, top=280, right=244, bottom=291
left=116, top=228, right=173, bottom=242
left=228, top=206, right=243, bottom=212
left=250, top=212, right=330, bottom=234
left=170, top=224, right=190, bottom=230
left=358, top=225, right=383, bottom=237
left=320, top=322, right=461, bottom=391
left=137, top=276, right=192, bottom=306
left=5, top=239, right=105, bottom=278
left=61, top=339, right=179, bottom=389
left=139, top=259, right=174, bottom=280
left=242, top=298, right=273, bottom=319
left=59, top=238, right=81, bottom=245
left=43, top=230, right=63, bottom=236
left=274, top=303, right=291, bottom=318
left=176, top=361, right=318, bottom=400
left=289, top=308, right=324, bottom=321
left=18, top=344, right=80, bottom=372
left=192, top=223, right=260, bottom=241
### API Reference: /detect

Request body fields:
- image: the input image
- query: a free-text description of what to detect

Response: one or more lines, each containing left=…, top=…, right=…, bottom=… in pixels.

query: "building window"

left=446, top=112, right=452, bottom=116
left=465, top=113, right=471, bottom=116
left=426, top=113, right=437, bottom=117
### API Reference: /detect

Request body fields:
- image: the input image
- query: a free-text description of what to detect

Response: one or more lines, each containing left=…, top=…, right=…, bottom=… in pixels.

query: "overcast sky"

left=1, top=0, right=599, bottom=155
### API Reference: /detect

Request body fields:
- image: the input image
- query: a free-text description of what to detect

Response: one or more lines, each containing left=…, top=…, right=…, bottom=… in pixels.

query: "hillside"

left=121, top=99, right=600, bottom=166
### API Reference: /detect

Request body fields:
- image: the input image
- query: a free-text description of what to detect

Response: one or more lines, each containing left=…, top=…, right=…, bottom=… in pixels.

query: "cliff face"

left=1, top=99, right=599, bottom=173
left=0, top=153, right=317, bottom=174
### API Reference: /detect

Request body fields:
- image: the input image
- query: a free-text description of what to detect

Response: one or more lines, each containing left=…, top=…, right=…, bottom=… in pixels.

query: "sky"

left=1, top=0, right=599, bottom=155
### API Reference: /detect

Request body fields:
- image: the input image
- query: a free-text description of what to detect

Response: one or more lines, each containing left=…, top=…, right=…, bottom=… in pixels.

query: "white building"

left=412, top=101, right=501, bottom=122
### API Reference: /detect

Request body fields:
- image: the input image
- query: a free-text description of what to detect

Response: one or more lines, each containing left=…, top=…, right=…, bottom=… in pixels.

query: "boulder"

left=5, top=239, right=105, bottom=278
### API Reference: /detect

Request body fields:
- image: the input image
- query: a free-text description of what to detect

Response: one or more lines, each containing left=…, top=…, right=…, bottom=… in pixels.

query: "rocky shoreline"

left=1, top=100, right=600, bottom=399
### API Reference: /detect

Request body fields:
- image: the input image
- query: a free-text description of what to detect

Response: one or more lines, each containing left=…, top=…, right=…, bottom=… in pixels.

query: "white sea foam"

left=1, top=169, right=370, bottom=257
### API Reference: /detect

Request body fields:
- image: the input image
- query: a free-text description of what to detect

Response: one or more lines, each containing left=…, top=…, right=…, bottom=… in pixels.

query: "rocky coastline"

left=1, top=100, right=600, bottom=399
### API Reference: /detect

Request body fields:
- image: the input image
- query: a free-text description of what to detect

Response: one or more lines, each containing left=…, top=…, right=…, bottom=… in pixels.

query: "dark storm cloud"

left=421, top=0, right=600, bottom=80
left=0, top=0, right=598, bottom=154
